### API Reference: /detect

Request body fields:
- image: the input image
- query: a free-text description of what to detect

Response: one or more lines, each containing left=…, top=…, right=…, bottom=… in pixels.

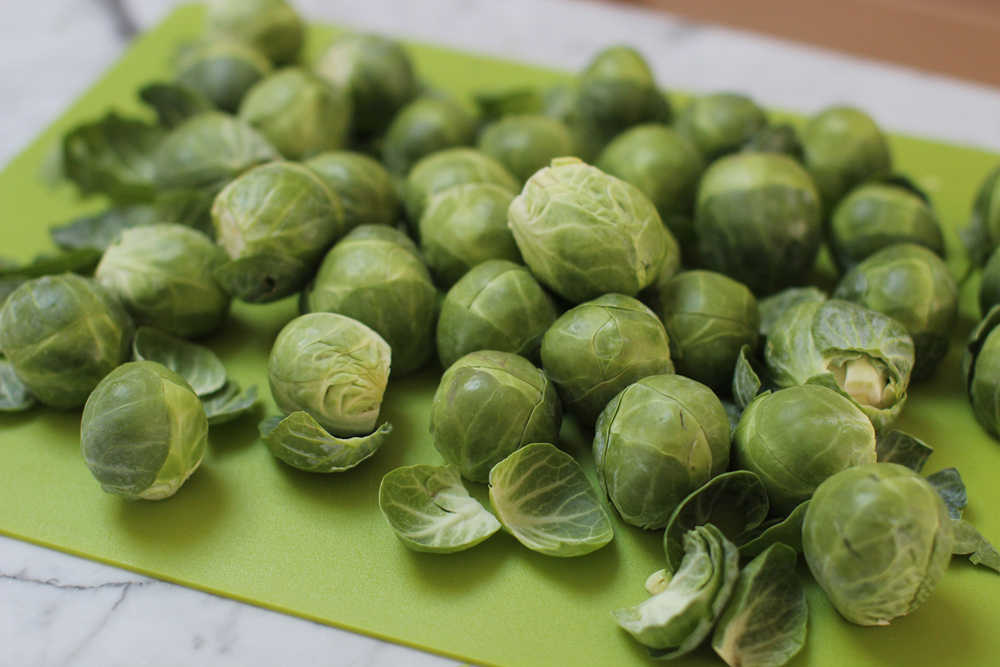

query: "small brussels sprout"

left=304, top=151, right=400, bottom=229
left=260, top=411, right=391, bottom=472
left=0, top=274, right=132, bottom=409
left=829, top=183, right=944, bottom=269
left=268, top=313, right=391, bottom=436
left=596, top=124, right=705, bottom=249
left=594, top=374, right=731, bottom=529
left=436, top=260, right=557, bottom=368
left=430, top=351, right=561, bottom=483
left=477, top=114, right=576, bottom=183
left=542, top=293, right=673, bottom=425
left=175, top=41, right=272, bottom=112
left=81, top=361, right=207, bottom=500
left=803, top=462, right=954, bottom=625
left=963, top=306, right=1000, bottom=437
left=834, top=243, right=957, bottom=378
left=577, top=46, right=671, bottom=144
left=206, top=0, right=304, bottom=65
left=381, top=97, right=476, bottom=175
left=676, top=93, right=767, bottom=161
left=979, top=246, right=1000, bottom=316
left=695, top=152, right=822, bottom=295
left=508, top=157, right=674, bottom=303
left=302, top=225, right=438, bottom=375
left=963, top=165, right=1000, bottom=266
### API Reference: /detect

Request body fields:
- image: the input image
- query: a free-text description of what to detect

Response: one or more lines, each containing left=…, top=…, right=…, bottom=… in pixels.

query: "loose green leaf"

left=139, top=82, right=214, bottom=129
left=739, top=501, right=810, bottom=560
left=0, top=249, right=102, bottom=280
left=259, top=411, right=391, bottom=473
left=733, top=344, right=764, bottom=411
left=132, top=327, right=226, bottom=397
left=201, top=381, right=258, bottom=426
left=0, top=361, right=36, bottom=412
left=50, top=206, right=157, bottom=251
left=926, top=467, right=968, bottom=520
left=876, top=430, right=934, bottom=472
left=952, top=519, right=1000, bottom=574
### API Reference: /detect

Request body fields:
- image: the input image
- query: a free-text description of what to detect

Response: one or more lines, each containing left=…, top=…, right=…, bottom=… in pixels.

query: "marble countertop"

left=2, top=1, right=1000, bottom=665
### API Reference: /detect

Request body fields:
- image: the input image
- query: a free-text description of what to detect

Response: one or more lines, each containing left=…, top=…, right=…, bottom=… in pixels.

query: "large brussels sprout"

left=304, top=151, right=400, bottom=229
left=577, top=46, right=671, bottom=144
left=381, top=97, right=476, bottom=175
left=676, top=93, right=767, bottom=161
left=541, top=293, right=673, bottom=425
left=734, top=385, right=877, bottom=512
left=477, top=114, right=576, bottom=184
left=508, top=157, right=673, bottom=303
left=175, top=41, right=272, bottom=112
left=834, top=243, right=957, bottom=378
left=206, top=0, right=304, bottom=65
left=436, top=260, right=557, bottom=368
left=302, top=225, right=437, bottom=376
left=268, top=313, right=391, bottom=436
left=656, top=270, right=759, bottom=392
left=803, top=463, right=954, bottom=625
left=95, top=224, right=229, bottom=339
left=430, top=350, right=561, bottom=482
left=695, top=152, right=822, bottom=294
left=0, top=274, right=132, bottom=408
left=594, top=374, right=730, bottom=528
left=81, top=361, right=207, bottom=500
left=238, top=68, right=351, bottom=160
left=963, top=307, right=1000, bottom=437
left=964, top=165, right=1000, bottom=266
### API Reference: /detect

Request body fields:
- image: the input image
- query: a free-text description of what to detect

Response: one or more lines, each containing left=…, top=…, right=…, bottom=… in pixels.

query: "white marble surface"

left=3, top=1, right=1000, bottom=666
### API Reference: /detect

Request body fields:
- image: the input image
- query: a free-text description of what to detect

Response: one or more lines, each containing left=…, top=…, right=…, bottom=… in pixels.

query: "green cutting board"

left=2, top=5, right=999, bottom=666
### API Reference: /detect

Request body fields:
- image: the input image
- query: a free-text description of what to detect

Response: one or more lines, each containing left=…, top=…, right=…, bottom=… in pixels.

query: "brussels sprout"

left=430, top=350, right=561, bottom=482
left=803, top=462, right=954, bottom=625
left=131, top=327, right=226, bottom=397
left=81, top=361, right=207, bottom=500
left=488, top=443, right=613, bottom=557
left=381, top=97, right=476, bottom=175
left=979, top=246, right=1000, bottom=316
left=801, top=106, right=892, bottom=212
left=734, top=385, right=877, bottom=512
left=594, top=374, right=731, bottom=529
left=540, top=83, right=605, bottom=162
left=260, top=411, right=391, bottom=472
left=207, top=0, right=304, bottom=65
left=0, top=274, right=132, bottom=409
left=508, top=157, right=673, bottom=303
left=834, top=243, right=957, bottom=378
left=436, top=260, right=557, bottom=369
left=962, top=306, right=1000, bottom=437
left=211, top=161, right=345, bottom=302
left=304, top=151, right=400, bottom=228
left=268, top=313, right=391, bottom=436
left=542, top=294, right=673, bottom=425
left=175, top=41, right=272, bottom=112
left=302, top=225, right=437, bottom=375
left=829, top=183, right=944, bottom=269
left=577, top=46, right=671, bottom=144
left=477, top=114, right=576, bottom=183
left=962, top=165, right=1000, bottom=266
left=695, top=152, right=822, bottom=295
left=473, top=87, right=544, bottom=123
left=238, top=68, right=351, bottom=160
left=596, top=124, right=704, bottom=249
left=676, top=93, right=767, bottom=161
left=742, top=123, right=803, bottom=159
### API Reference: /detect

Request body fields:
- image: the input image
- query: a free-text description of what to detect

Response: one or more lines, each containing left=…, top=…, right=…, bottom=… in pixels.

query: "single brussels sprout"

left=211, top=161, right=345, bottom=302
left=803, top=462, right=954, bottom=625
left=508, top=157, right=674, bottom=303
left=656, top=270, right=760, bottom=392
left=260, top=411, right=391, bottom=472
left=175, top=41, right=272, bottom=112
left=0, top=274, right=132, bottom=409
left=734, top=385, right=877, bottom=512
left=207, top=0, right=304, bottom=65
left=676, top=93, right=767, bottom=161
left=741, top=123, right=803, bottom=160
left=477, top=114, right=576, bottom=183
left=81, top=361, right=207, bottom=500
left=765, top=298, right=915, bottom=431
left=596, top=124, right=705, bottom=249
left=577, top=46, right=671, bottom=144
left=302, top=225, right=437, bottom=375
left=540, top=83, right=605, bottom=162
left=963, top=165, right=1000, bottom=266
left=304, top=151, right=400, bottom=229
left=594, top=374, right=731, bottom=529
left=834, top=243, right=957, bottom=379
left=829, top=183, right=944, bottom=269
left=430, top=350, right=561, bottom=483
left=542, top=293, right=674, bottom=425
left=436, top=260, right=557, bottom=368
left=268, top=313, right=391, bottom=436
left=381, top=97, right=477, bottom=175
left=963, top=306, right=1000, bottom=438
left=801, top=106, right=892, bottom=212
left=695, top=152, right=822, bottom=295
left=979, top=246, right=1000, bottom=316
left=132, top=327, right=227, bottom=397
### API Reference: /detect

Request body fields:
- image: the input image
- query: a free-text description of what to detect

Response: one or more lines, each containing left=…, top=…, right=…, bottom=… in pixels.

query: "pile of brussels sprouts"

left=2, top=0, right=1000, bottom=664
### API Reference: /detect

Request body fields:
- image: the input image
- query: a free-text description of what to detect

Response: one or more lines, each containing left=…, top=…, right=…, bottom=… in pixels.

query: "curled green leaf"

left=876, top=430, right=934, bottom=472
left=202, top=381, right=258, bottom=426
left=132, top=327, right=226, bottom=397
left=738, top=501, right=809, bottom=560
left=139, top=82, right=214, bottom=129
left=952, top=519, right=1000, bottom=574
left=926, top=467, right=968, bottom=520
left=733, top=344, right=764, bottom=411
left=50, top=206, right=157, bottom=252
left=260, top=411, right=391, bottom=473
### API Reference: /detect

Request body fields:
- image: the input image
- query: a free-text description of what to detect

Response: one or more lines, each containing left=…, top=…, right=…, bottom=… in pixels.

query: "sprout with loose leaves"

left=303, top=151, right=400, bottom=229
left=206, top=0, right=304, bottom=65
left=477, top=114, right=576, bottom=184
left=381, top=97, right=476, bottom=175
left=676, top=92, right=767, bottom=161
left=175, top=40, right=272, bottom=112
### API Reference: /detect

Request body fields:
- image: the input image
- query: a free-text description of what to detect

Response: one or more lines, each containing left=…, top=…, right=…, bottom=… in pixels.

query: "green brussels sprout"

left=436, top=260, right=557, bottom=368
left=741, top=123, right=803, bottom=159
left=175, top=41, right=272, bottom=112
left=656, top=270, right=760, bottom=392
left=834, top=243, right=957, bottom=379
left=594, top=374, right=731, bottom=528
left=81, top=361, right=208, bottom=500
left=963, top=307, right=1000, bottom=437
left=206, top=0, right=304, bottom=65
left=802, top=106, right=892, bottom=212
left=477, top=114, right=576, bottom=183
left=540, top=83, right=605, bottom=162
left=541, top=293, right=674, bottom=425
left=95, top=224, right=230, bottom=339
left=676, top=93, right=767, bottom=161
left=381, top=97, right=476, bottom=175
left=430, top=350, right=561, bottom=483
left=238, top=68, right=351, bottom=160
left=508, top=157, right=674, bottom=303
left=829, top=183, right=944, bottom=269
left=803, top=462, right=954, bottom=625
left=596, top=124, right=705, bottom=249
left=963, top=165, right=1000, bottom=266
left=577, top=46, right=671, bottom=144
left=314, top=34, right=418, bottom=138
left=0, top=274, right=133, bottom=409
left=211, top=161, right=345, bottom=302
left=304, top=151, right=400, bottom=228
left=302, top=225, right=438, bottom=376
left=734, top=385, right=877, bottom=512
left=695, top=152, right=822, bottom=294
left=268, top=313, right=391, bottom=436
left=980, top=246, right=1000, bottom=316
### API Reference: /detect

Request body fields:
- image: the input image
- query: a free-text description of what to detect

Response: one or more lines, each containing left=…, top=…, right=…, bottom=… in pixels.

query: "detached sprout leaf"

left=260, top=411, right=391, bottom=473
left=926, top=467, right=968, bottom=519
left=876, top=430, right=934, bottom=473
left=733, top=344, right=764, bottom=411
left=0, top=361, right=36, bottom=412
left=132, top=327, right=226, bottom=397
left=0, top=249, right=102, bottom=280
left=50, top=206, right=157, bottom=251
left=739, top=501, right=810, bottom=560
left=202, top=381, right=258, bottom=426
left=952, top=519, right=1000, bottom=574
